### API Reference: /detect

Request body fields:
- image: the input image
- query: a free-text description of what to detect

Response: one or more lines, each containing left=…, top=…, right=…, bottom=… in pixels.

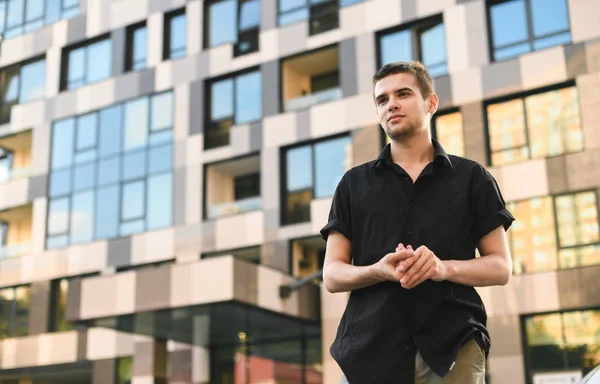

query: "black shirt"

left=320, top=140, right=515, bottom=384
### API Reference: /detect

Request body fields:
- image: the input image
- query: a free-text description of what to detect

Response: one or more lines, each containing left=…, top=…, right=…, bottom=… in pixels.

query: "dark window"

left=46, top=91, right=174, bottom=249
left=377, top=15, right=447, bottom=78
left=0, top=0, right=79, bottom=39
left=164, top=9, right=186, bottom=60
left=0, top=148, right=12, bottom=182
left=523, top=308, right=600, bottom=381
left=0, top=57, right=46, bottom=124
left=282, top=135, right=351, bottom=225
left=61, top=36, right=112, bottom=91
left=278, top=0, right=338, bottom=35
left=486, top=83, right=582, bottom=167
left=48, top=275, right=95, bottom=332
left=205, top=70, right=262, bottom=150
left=487, top=0, right=571, bottom=61
left=311, top=70, right=339, bottom=93
left=205, top=0, right=260, bottom=57
left=115, top=356, right=133, bottom=384
left=125, top=22, right=147, bottom=72
left=431, top=110, right=464, bottom=157
left=234, top=173, right=260, bottom=200
left=203, top=246, right=261, bottom=264
left=0, top=285, right=30, bottom=339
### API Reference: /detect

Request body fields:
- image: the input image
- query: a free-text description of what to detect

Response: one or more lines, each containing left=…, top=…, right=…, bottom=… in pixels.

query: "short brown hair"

left=372, top=61, right=434, bottom=99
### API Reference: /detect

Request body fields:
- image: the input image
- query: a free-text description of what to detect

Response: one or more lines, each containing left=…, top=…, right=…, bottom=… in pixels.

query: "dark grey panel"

left=32, top=27, right=54, bottom=55
left=76, top=329, right=88, bottom=360
left=189, top=80, right=204, bottom=135
left=401, top=0, right=417, bottom=22
left=27, top=174, right=48, bottom=201
left=261, top=60, right=281, bottom=117
left=486, top=315, right=523, bottom=356
left=482, top=59, right=522, bottom=98
left=28, top=281, right=51, bottom=335
left=460, top=102, right=487, bottom=165
left=233, top=259, right=258, bottom=304
left=135, top=268, right=171, bottom=312
left=565, top=42, right=588, bottom=79
left=545, top=156, right=569, bottom=194
left=93, top=359, right=116, bottom=384
left=111, top=28, right=126, bottom=77
left=66, top=15, right=87, bottom=45
left=261, top=240, right=290, bottom=273
left=250, top=121, right=262, bottom=152
left=170, top=349, right=192, bottom=382
left=107, top=237, right=132, bottom=268
left=201, top=221, right=216, bottom=253
left=557, top=265, right=600, bottom=310
left=296, top=109, right=311, bottom=142
left=340, top=38, right=358, bottom=98
left=261, top=0, right=278, bottom=31
left=433, top=75, right=452, bottom=109
left=138, top=68, right=156, bottom=96
left=65, top=279, right=81, bottom=322
left=173, top=167, right=187, bottom=227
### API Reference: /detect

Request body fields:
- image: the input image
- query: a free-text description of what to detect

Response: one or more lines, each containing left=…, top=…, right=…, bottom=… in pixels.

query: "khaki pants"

left=339, top=339, right=486, bottom=384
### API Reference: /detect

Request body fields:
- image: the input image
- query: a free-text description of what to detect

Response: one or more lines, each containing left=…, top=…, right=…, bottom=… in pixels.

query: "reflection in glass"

left=124, top=97, right=149, bottom=151
left=487, top=99, right=528, bottom=166
left=380, top=30, right=412, bottom=67
left=286, top=146, right=313, bottom=192
left=420, top=23, right=447, bottom=77
left=76, top=113, right=97, bottom=150
left=122, top=150, right=146, bottom=181
left=555, top=192, right=599, bottom=248
left=48, top=197, right=70, bottom=236
left=70, top=191, right=94, bottom=244
left=19, top=59, right=46, bottom=102
left=95, top=185, right=119, bottom=239
left=99, top=105, right=122, bottom=158
left=211, top=79, right=234, bottom=121
left=49, top=169, right=72, bottom=197
left=314, top=136, right=351, bottom=198
left=490, top=0, right=528, bottom=48
left=51, top=118, right=75, bottom=170
left=147, top=173, right=172, bottom=230
left=87, top=39, right=112, bottom=84
left=151, top=92, right=173, bottom=132
left=235, top=71, right=262, bottom=124
left=168, top=13, right=187, bottom=59
left=122, top=181, right=145, bottom=221
left=209, top=0, right=237, bottom=46
left=131, top=25, right=147, bottom=70
left=67, top=47, right=85, bottom=89
left=434, top=112, right=463, bottom=157
left=73, top=162, right=95, bottom=191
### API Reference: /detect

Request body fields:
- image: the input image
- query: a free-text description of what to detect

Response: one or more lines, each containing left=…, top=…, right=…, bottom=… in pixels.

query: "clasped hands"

left=377, top=243, right=448, bottom=289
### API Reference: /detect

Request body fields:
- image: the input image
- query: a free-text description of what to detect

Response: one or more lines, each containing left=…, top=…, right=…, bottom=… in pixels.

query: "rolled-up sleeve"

left=320, top=173, right=352, bottom=241
left=472, top=165, right=515, bottom=240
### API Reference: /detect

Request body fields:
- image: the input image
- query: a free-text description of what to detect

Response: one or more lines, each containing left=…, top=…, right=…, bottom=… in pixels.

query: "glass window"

left=18, top=59, right=46, bottom=102
left=70, top=191, right=94, bottom=244
left=125, top=23, right=147, bottom=72
left=50, top=279, right=71, bottom=332
left=487, top=86, right=582, bottom=166
left=49, top=169, right=72, bottom=197
left=63, top=38, right=112, bottom=91
left=0, top=285, right=30, bottom=339
left=208, top=0, right=237, bottom=47
left=95, top=185, right=119, bottom=239
left=278, top=0, right=337, bottom=35
left=488, top=0, right=571, bottom=61
left=122, top=150, right=146, bottom=181
left=48, top=197, right=70, bottom=236
left=51, top=118, right=75, bottom=170
left=99, top=105, right=122, bottom=158
left=0, top=58, right=46, bottom=123
left=433, top=111, right=464, bottom=157
left=524, top=309, right=600, bottom=379
left=124, top=97, right=149, bottom=151
left=116, top=357, right=133, bottom=384
left=122, top=181, right=145, bottom=221
left=151, top=92, right=173, bottom=132
left=165, top=10, right=186, bottom=60
left=378, top=16, right=447, bottom=78
left=73, top=162, right=95, bottom=191
left=76, top=113, right=97, bottom=151
left=0, top=0, right=78, bottom=38
left=147, top=173, right=172, bottom=230
left=97, top=157, right=120, bottom=186
left=206, top=0, right=260, bottom=55
left=235, top=71, right=262, bottom=124
left=148, top=145, right=172, bottom=174
left=283, top=135, right=351, bottom=224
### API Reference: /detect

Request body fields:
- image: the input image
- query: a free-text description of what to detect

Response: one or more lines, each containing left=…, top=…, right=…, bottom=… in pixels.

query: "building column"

left=28, top=281, right=51, bottom=335
left=132, top=340, right=168, bottom=384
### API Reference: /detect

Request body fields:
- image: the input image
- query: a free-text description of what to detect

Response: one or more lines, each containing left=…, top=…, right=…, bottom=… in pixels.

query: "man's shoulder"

left=448, top=155, right=490, bottom=174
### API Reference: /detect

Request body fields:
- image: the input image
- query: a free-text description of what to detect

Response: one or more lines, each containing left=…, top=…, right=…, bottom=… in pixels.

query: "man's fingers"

left=400, top=251, right=428, bottom=283
left=404, top=259, right=435, bottom=288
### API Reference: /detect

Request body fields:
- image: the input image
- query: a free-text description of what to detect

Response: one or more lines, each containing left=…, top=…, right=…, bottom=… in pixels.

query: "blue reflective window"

left=76, top=113, right=97, bottom=151
left=209, top=0, right=237, bottom=46
left=378, top=17, right=447, bottom=77
left=130, top=25, right=147, bottom=71
left=286, top=146, right=312, bottom=192
left=95, top=185, right=119, bottom=239
left=97, top=157, right=120, bottom=186
left=151, top=92, right=173, bottom=132
left=48, top=197, right=70, bottom=235
left=122, top=150, right=146, bottom=181
left=147, top=173, right=172, bottom=230
left=25, top=0, right=44, bottom=32
left=19, top=59, right=46, bottom=103
left=67, top=47, right=85, bottom=89
left=0, top=2, right=6, bottom=33
left=49, top=169, right=72, bottom=197
left=211, top=79, right=234, bottom=121
left=148, top=145, right=172, bottom=174
left=166, top=11, right=186, bottom=59
left=239, top=0, right=260, bottom=30
left=489, top=0, right=571, bottom=61
left=73, top=162, right=95, bottom=191
left=51, top=118, right=75, bottom=170
left=122, top=181, right=145, bottom=221
left=70, top=191, right=94, bottom=244
left=235, top=71, right=262, bottom=124
left=314, top=136, right=351, bottom=198
left=99, top=105, right=123, bottom=158
left=0, top=0, right=77, bottom=38
left=124, top=97, right=149, bottom=151
left=65, top=38, right=112, bottom=90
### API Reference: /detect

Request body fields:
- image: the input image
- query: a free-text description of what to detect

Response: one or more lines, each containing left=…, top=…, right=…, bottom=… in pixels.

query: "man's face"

left=373, top=72, right=435, bottom=142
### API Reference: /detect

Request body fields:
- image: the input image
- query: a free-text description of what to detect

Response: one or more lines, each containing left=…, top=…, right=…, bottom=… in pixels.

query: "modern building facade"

left=0, top=0, right=599, bottom=383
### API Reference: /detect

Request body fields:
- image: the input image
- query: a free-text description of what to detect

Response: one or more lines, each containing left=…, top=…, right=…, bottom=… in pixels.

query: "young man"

left=320, top=61, right=515, bottom=384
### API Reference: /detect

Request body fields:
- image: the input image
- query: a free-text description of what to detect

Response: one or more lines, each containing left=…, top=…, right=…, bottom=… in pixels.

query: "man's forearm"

left=443, top=254, right=512, bottom=287
left=323, top=261, right=385, bottom=293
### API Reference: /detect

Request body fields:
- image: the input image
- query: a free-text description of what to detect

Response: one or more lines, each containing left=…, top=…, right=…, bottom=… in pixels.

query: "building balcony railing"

left=0, top=166, right=32, bottom=183
left=0, top=241, right=32, bottom=260
left=284, top=87, right=343, bottom=112
left=207, top=196, right=262, bottom=220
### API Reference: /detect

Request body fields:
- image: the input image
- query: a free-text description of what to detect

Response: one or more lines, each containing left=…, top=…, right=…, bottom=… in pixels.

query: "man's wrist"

left=442, top=260, right=456, bottom=281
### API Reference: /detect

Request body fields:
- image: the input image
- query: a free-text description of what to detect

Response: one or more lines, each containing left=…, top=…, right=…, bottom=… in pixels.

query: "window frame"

left=124, top=21, right=147, bottom=72
left=375, top=14, right=447, bottom=76
left=163, top=8, right=187, bottom=61
left=279, top=132, right=351, bottom=226
left=0, top=0, right=80, bottom=39
left=485, top=0, right=572, bottom=62
left=59, top=34, right=112, bottom=92
left=203, top=0, right=260, bottom=57
left=45, top=90, right=175, bottom=249
left=277, top=0, right=340, bottom=35
left=0, top=54, right=46, bottom=124
left=0, top=284, right=30, bottom=339
left=483, top=80, right=580, bottom=167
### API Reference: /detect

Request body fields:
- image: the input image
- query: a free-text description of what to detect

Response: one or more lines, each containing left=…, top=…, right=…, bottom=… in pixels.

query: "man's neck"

left=389, top=131, right=435, bottom=167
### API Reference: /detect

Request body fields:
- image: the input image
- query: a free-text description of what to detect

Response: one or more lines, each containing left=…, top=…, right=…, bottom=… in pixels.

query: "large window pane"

left=555, top=192, right=600, bottom=248
left=6, top=0, right=24, bottom=29
left=19, top=59, right=46, bottom=102
left=95, top=185, right=119, bottom=239
left=124, top=97, right=149, bottom=151
left=525, top=87, right=583, bottom=159
left=434, top=112, right=464, bottom=157
left=86, top=39, right=112, bottom=83
left=132, top=26, right=147, bottom=70
left=11, top=286, right=30, bottom=337
left=51, top=118, right=75, bottom=169
left=507, top=197, right=557, bottom=274
left=122, top=181, right=145, bottom=221
left=67, top=48, right=85, bottom=89
left=211, top=79, right=234, bottom=120
left=487, top=99, right=529, bottom=166
left=0, top=2, right=6, bottom=32
left=420, top=23, right=447, bottom=77
left=122, top=150, right=146, bottom=181
left=70, top=191, right=94, bottom=244
left=97, top=157, right=120, bottom=186
left=2, top=66, right=20, bottom=103
left=490, top=0, right=528, bottom=48
left=49, top=169, right=72, bottom=197
left=314, top=136, right=351, bottom=198
left=531, top=0, right=569, bottom=37
left=99, top=105, right=123, bottom=158
left=148, top=145, right=172, bottom=174
left=147, top=173, right=172, bottom=229
left=45, top=0, right=60, bottom=24
left=48, top=198, right=70, bottom=236
left=379, top=30, right=412, bottom=66
left=76, top=113, right=97, bottom=150
left=235, top=71, right=261, bottom=124
left=209, top=0, right=237, bottom=46
left=151, top=92, right=173, bottom=132
left=169, top=13, right=186, bottom=58
left=286, top=146, right=312, bottom=192
left=73, top=162, right=95, bottom=191
left=239, top=0, right=260, bottom=30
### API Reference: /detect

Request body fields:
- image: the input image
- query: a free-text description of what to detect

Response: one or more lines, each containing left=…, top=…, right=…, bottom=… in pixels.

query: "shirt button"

left=409, top=201, right=414, bottom=207
left=408, top=230, right=414, bottom=236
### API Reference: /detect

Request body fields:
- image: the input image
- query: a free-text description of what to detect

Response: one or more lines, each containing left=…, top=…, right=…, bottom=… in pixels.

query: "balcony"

left=0, top=130, right=32, bottom=183
left=0, top=203, right=33, bottom=260
left=205, top=154, right=261, bottom=220
left=291, top=236, right=325, bottom=279
left=282, top=45, right=341, bottom=113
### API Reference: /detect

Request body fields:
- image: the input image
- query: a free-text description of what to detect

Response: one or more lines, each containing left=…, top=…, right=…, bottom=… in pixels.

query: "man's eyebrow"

left=375, top=87, right=413, bottom=100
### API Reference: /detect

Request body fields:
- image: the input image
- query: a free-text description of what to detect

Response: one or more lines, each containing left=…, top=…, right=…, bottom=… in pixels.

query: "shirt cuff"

left=475, top=208, right=515, bottom=240
left=320, top=219, right=352, bottom=241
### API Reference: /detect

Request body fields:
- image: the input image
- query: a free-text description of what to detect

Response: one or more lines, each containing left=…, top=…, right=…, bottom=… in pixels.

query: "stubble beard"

left=385, top=115, right=424, bottom=143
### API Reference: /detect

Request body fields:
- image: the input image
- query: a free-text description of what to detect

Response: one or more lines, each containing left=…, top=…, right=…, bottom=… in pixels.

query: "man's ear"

left=428, top=93, right=439, bottom=114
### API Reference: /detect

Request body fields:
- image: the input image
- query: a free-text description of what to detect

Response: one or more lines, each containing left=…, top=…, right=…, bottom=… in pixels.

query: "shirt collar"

left=370, top=139, right=454, bottom=172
